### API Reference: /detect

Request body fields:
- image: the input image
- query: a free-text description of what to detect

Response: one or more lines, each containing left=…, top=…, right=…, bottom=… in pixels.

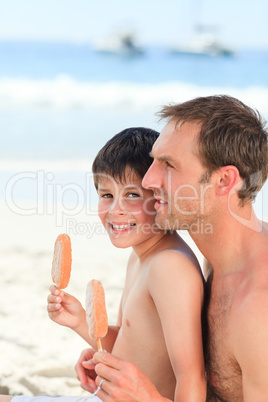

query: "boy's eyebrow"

left=97, top=187, right=111, bottom=192
left=124, top=185, right=142, bottom=191
left=98, top=185, right=142, bottom=191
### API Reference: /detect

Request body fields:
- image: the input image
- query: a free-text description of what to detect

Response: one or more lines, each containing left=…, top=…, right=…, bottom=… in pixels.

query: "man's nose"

left=142, top=162, right=161, bottom=190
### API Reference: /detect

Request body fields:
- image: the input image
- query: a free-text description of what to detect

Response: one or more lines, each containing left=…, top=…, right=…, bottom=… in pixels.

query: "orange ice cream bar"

left=85, top=279, right=108, bottom=351
left=51, top=234, right=72, bottom=289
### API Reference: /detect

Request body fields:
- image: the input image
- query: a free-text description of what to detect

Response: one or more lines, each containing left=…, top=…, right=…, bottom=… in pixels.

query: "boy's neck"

left=132, top=231, right=167, bottom=261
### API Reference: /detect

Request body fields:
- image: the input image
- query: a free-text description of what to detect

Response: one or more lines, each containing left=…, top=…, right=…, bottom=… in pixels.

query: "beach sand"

left=0, top=200, right=204, bottom=397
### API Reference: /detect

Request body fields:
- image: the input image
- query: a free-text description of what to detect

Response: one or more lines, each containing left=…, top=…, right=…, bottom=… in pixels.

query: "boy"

left=2, top=127, right=206, bottom=402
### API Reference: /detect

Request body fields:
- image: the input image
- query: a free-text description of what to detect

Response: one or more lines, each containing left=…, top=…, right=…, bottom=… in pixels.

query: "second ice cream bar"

left=85, top=279, right=108, bottom=351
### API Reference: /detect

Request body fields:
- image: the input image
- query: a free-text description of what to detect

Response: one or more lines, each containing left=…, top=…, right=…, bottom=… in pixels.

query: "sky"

left=0, top=0, right=267, bottom=50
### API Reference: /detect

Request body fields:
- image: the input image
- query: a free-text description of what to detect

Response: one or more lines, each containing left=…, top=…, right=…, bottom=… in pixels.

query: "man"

left=89, top=95, right=268, bottom=401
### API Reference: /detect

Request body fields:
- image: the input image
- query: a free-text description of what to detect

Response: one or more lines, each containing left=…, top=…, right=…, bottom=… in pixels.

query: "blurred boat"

left=169, top=32, right=234, bottom=57
left=94, top=33, right=144, bottom=57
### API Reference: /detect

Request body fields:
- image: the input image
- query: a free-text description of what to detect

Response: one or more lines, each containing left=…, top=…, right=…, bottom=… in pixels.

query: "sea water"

left=0, top=41, right=267, bottom=222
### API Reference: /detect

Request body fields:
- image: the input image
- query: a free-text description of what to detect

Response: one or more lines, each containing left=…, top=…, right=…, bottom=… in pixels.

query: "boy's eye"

left=101, top=193, right=113, bottom=198
left=126, top=192, right=140, bottom=198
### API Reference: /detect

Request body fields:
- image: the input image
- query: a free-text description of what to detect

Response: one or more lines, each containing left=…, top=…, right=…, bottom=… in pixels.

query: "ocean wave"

left=0, top=158, right=93, bottom=172
left=0, top=75, right=268, bottom=116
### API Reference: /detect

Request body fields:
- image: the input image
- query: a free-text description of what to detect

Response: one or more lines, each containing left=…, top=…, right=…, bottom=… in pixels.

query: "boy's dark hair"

left=159, top=95, right=268, bottom=203
left=92, top=127, right=159, bottom=188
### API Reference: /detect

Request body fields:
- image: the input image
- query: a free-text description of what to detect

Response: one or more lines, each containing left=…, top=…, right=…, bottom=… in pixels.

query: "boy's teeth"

left=159, top=200, right=166, bottom=204
left=112, top=224, right=135, bottom=230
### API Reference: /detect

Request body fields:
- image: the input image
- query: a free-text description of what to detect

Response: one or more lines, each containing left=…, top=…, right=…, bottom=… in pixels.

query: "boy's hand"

left=47, top=285, right=86, bottom=330
left=75, top=348, right=98, bottom=393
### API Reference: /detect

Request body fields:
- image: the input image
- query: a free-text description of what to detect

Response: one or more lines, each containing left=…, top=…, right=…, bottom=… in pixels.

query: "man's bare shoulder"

left=255, top=219, right=268, bottom=256
left=261, top=220, right=268, bottom=232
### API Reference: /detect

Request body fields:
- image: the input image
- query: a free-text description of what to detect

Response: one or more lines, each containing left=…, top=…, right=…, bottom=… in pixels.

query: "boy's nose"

left=142, top=162, right=161, bottom=190
left=109, top=199, right=127, bottom=215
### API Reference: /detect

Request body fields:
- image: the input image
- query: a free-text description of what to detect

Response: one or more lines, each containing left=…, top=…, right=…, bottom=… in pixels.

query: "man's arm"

left=232, top=289, right=268, bottom=401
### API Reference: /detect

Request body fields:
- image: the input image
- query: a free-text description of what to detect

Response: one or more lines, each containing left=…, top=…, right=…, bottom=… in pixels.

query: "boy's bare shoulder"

left=147, top=245, right=204, bottom=304
left=149, top=248, right=202, bottom=277
left=150, top=232, right=201, bottom=273
left=147, top=233, right=204, bottom=287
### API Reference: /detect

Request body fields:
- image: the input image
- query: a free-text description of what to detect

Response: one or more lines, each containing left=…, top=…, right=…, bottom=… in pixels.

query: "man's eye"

left=166, top=161, right=174, bottom=168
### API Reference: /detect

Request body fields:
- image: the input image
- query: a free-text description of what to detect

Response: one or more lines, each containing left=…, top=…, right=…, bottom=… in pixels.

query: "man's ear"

left=215, top=165, right=242, bottom=196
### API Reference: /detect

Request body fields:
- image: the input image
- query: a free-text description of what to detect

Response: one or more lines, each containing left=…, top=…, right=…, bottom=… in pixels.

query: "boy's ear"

left=215, top=165, right=242, bottom=196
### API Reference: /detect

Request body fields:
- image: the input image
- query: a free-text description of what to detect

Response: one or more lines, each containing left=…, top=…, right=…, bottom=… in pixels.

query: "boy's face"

left=97, top=167, right=161, bottom=249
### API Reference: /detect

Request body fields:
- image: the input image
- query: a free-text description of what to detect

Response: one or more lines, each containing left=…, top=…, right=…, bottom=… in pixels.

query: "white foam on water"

left=0, top=75, right=268, bottom=117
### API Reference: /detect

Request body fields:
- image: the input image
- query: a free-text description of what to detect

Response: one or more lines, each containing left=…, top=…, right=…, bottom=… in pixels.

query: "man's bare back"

left=112, top=231, right=204, bottom=400
left=205, top=223, right=268, bottom=401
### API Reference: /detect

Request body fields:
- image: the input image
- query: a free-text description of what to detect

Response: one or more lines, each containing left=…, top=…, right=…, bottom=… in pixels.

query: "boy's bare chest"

left=113, top=268, right=175, bottom=395
left=205, top=278, right=243, bottom=401
left=121, top=272, right=163, bottom=338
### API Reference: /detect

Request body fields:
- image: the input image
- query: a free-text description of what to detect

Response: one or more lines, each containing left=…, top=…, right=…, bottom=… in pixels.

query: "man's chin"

left=155, top=215, right=178, bottom=231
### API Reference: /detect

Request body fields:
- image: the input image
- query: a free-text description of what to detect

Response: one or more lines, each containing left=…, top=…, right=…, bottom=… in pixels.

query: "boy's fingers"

left=82, top=359, right=95, bottom=368
left=47, top=294, right=62, bottom=303
left=49, top=285, right=60, bottom=295
left=81, top=382, right=97, bottom=393
left=47, top=303, right=61, bottom=312
left=76, top=364, right=97, bottom=393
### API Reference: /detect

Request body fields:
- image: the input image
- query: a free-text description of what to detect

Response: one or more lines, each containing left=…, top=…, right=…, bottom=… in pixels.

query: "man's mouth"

left=154, top=197, right=168, bottom=210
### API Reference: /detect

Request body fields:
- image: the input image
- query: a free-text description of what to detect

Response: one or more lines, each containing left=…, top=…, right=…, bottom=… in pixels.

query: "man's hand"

left=75, top=348, right=98, bottom=393
left=93, top=351, right=168, bottom=401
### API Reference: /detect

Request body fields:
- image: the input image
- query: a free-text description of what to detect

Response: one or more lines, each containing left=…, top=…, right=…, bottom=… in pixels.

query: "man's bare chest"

left=205, top=278, right=243, bottom=401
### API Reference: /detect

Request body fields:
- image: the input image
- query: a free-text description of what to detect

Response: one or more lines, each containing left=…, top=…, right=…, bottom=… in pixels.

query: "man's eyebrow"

left=150, top=151, right=176, bottom=164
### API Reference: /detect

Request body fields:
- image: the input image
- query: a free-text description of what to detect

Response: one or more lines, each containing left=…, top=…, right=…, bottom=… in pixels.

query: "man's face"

left=142, top=120, right=213, bottom=232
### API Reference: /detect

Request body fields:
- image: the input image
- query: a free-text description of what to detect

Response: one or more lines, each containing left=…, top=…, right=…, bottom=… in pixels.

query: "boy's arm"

left=232, top=289, right=268, bottom=401
left=47, top=285, right=120, bottom=352
left=148, top=250, right=206, bottom=402
left=93, top=251, right=206, bottom=402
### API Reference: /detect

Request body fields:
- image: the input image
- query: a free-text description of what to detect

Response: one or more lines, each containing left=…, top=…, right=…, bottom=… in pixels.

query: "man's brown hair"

left=159, top=95, right=268, bottom=203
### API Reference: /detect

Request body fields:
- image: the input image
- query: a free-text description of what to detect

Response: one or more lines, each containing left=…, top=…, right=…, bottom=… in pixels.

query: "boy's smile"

left=108, top=221, right=137, bottom=234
